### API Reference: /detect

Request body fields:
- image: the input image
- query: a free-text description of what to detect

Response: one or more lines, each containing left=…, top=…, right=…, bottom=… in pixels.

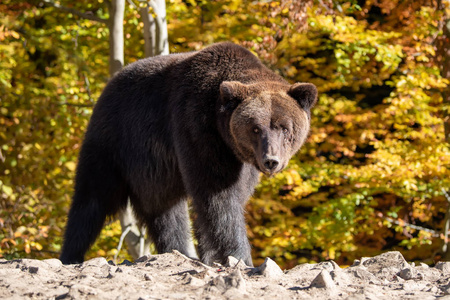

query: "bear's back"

left=100, top=43, right=284, bottom=107
left=174, top=43, right=286, bottom=94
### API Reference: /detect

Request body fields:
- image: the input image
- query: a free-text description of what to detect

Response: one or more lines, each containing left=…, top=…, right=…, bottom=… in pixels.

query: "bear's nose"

left=263, top=157, right=279, bottom=171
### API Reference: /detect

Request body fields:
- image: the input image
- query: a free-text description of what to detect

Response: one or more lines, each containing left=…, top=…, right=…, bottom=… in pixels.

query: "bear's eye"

left=253, top=127, right=260, bottom=134
left=282, top=127, right=289, bottom=134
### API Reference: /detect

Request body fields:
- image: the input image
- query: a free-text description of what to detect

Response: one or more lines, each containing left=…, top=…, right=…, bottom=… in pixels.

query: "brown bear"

left=60, top=42, right=317, bottom=266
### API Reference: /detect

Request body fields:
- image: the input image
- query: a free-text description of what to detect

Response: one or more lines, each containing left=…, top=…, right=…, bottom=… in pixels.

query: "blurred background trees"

left=1, top=0, right=449, bottom=268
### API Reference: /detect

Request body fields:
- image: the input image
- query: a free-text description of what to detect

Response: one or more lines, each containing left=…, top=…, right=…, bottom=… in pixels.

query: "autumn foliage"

left=1, top=0, right=449, bottom=268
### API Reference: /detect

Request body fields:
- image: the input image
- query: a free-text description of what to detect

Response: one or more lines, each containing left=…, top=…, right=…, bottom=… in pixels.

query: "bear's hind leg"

left=60, top=199, right=108, bottom=264
left=60, top=150, right=128, bottom=264
left=144, top=199, right=197, bottom=259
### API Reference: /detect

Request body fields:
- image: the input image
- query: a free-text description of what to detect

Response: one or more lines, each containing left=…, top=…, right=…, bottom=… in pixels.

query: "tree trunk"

left=441, top=19, right=450, bottom=144
left=152, top=0, right=169, bottom=55
left=142, top=0, right=169, bottom=56
left=108, top=0, right=125, bottom=76
left=118, top=202, right=151, bottom=259
left=437, top=5, right=450, bottom=259
left=140, top=6, right=156, bottom=57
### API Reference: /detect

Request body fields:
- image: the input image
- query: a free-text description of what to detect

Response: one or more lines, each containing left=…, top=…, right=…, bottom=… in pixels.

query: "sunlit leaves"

left=0, top=0, right=108, bottom=260
left=244, top=0, right=450, bottom=267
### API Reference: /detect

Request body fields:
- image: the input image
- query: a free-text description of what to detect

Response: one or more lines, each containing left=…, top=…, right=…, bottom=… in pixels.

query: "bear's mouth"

left=256, top=162, right=284, bottom=177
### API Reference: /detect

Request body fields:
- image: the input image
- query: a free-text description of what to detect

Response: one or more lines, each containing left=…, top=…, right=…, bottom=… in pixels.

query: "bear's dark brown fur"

left=60, top=42, right=317, bottom=266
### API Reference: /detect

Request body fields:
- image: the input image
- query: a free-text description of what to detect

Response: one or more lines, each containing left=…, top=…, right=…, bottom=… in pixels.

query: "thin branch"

left=83, top=72, right=94, bottom=103
left=384, top=216, right=441, bottom=237
left=42, top=0, right=108, bottom=24
left=59, top=102, right=94, bottom=107
left=114, top=224, right=132, bottom=263
left=441, top=188, right=450, bottom=256
left=333, top=0, right=343, bottom=13
left=317, top=0, right=332, bottom=12
left=444, top=188, right=450, bottom=202
left=127, top=0, right=138, bottom=10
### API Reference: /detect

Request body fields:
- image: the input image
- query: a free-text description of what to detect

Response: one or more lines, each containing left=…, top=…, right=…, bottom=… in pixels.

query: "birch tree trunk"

left=140, top=6, right=156, bottom=57
left=107, top=0, right=125, bottom=76
left=141, top=0, right=169, bottom=56
left=440, top=19, right=450, bottom=144
left=440, top=21, right=450, bottom=259
left=437, top=1, right=450, bottom=259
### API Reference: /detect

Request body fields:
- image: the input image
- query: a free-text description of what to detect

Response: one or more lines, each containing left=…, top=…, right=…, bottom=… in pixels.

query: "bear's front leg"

left=172, top=121, right=259, bottom=266
left=192, top=187, right=254, bottom=267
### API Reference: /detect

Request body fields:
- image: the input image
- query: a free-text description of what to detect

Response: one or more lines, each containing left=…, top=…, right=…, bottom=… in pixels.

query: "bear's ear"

left=288, top=83, right=318, bottom=110
left=220, top=81, right=247, bottom=102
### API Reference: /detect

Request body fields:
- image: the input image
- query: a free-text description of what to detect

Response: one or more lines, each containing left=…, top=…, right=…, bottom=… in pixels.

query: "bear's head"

left=218, top=81, right=317, bottom=175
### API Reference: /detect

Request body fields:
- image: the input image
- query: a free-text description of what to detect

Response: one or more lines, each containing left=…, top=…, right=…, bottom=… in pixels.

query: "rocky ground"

left=1, top=251, right=450, bottom=299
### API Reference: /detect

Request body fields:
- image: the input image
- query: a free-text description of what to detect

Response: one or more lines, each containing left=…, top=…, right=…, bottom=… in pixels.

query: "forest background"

left=1, top=0, right=449, bottom=269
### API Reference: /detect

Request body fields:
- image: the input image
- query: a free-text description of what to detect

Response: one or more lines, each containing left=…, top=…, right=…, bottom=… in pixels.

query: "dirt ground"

left=1, top=250, right=450, bottom=299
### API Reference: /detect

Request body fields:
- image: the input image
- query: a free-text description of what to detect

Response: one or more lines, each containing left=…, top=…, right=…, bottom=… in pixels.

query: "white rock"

left=310, top=269, right=336, bottom=289
left=419, top=262, right=429, bottom=268
left=258, top=257, right=284, bottom=278
left=82, top=257, right=109, bottom=267
left=351, top=259, right=361, bottom=267
left=435, top=261, right=450, bottom=275
left=227, top=256, right=239, bottom=267
left=226, top=256, right=248, bottom=270
left=43, top=258, right=63, bottom=269
left=313, top=260, right=340, bottom=272
left=359, top=251, right=409, bottom=279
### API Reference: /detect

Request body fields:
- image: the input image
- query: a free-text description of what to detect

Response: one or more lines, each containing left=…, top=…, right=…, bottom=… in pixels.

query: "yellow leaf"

left=1, top=184, right=13, bottom=196
left=328, top=247, right=336, bottom=259
left=10, top=31, right=20, bottom=39
left=35, top=243, right=43, bottom=251
left=65, top=161, right=76, bottom=171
